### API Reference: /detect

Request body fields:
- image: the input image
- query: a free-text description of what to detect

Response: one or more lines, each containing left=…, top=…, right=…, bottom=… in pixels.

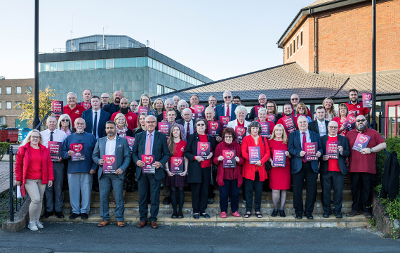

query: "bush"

left=0, top=142, right=11, bottom=161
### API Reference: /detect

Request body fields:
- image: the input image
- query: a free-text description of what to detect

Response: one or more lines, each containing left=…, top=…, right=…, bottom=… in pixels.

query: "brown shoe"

left=117, top=221, right=125, bottom=227
left=97, top=220, right=109, bottom=227
left=137, top=221, right=147, bottom=228
left=346, top=210, right=361, bottom=217
left=150, top=221, right=159, bottom=229
left=363, top=212, right=372, bottom=219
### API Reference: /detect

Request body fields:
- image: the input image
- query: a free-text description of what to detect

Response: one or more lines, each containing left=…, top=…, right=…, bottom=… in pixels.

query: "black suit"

left=132, top=130, right=170, bottom=222
left=176, top=119, right=195, bottom=139
left=103, top=103, right=120, bottom=115
left=156, top=110, right=181, bottom=122
left=81, top=109, right=111, bottom=138
left=320, top=135, right=350, bottom=214
left=308, top=120, right=329, bottom=136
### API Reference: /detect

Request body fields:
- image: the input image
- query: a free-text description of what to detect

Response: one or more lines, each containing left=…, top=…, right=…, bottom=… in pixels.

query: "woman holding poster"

left=165, top=126, right=188, bottom=218
left=114, top=113, right=134, bottom=138
left=257, top=107, right=275, bottom=137
left=213, top=127, right=244, bottom=218
left=268, top=124, right=291, bottom=217
left=332, top=103, right=349, bottom=136
left=184, top=118, right=216, bottom=219
left=241, top=121, right=270, bottom=218
left=138, top=94, right=156, bottom=116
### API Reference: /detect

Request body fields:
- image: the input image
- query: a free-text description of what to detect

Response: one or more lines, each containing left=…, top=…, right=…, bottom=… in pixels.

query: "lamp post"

left=371, top=0, right=377, bottom=130
left=33, top=0, right=40, bottom=128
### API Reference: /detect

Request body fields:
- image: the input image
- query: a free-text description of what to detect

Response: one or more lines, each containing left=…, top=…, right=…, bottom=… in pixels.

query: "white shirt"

left=224, top=103, right=232, bottom=117
left=105, top=136, right=116, bottom=156
left=317, top=119, right=327, bottom=137
left=40, top=129, right=67, bottom=148
left=92, top=109, right=101, bottom=138
left=184, top=120, right=194, bottom=135
left=299, top=129, right=311, bottom=148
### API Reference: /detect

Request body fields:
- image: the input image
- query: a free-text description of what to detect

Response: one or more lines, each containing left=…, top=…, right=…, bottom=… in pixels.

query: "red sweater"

left=213, top=140, right=244, bottom=187
left=241, top=135, right=270, bottom=181
left=111, top=111, right=138, bottom=130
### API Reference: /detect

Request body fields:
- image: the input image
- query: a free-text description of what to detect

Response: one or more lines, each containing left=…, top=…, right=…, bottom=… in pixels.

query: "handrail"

left=34, top=111, right=52, bottom=130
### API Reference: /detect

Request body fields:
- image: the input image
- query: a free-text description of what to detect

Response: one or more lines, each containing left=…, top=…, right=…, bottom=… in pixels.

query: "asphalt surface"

left=1, top=223, right=400, bottom=252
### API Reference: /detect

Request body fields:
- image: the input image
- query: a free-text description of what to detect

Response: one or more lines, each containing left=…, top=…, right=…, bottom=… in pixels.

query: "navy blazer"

left=81, top=109, right=111, bottom=138
left=288, top=130, right=323, bottom=174
left=214, top=103, right=237, bottom=121
left=308, top=120, right=329, bottom=136
left=131, top=131, right=170, bottom=181
left=320, top=135, right=350, bottom=175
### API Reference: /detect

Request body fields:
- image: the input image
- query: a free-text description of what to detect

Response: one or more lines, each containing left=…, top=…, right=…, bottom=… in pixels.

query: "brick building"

left=0, top=78, right=34, bottom=128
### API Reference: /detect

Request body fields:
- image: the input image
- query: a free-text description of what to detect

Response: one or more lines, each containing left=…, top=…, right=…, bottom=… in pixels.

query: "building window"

left=6, top=102, right=11, bottom=110
left=106, top=59, right=113, bottom=69
left=67, top=62, right=74, bottom=71
left=26, top=86, right=32, bottom=94
left=164, top=87, right=176, bottom=94
left=88, top=60, right=96, bottom=69
left=290, top=43, right=292, bottom=57
left=0, top=102, right=2, bottom=109
left=15, top=101, right=22, bottom=109
left=157, top=84, right=164, bottom=95
left=16, top=86, right=22, bottom=94
left=0, top=117, right=5, bottom=125
left=74, top=61, right=81, bottom=70
left=0, top=87, right=2, bottom=94
left=297, top=35, right=300, bottom=50
left=81, top=61, right=88, bottom=70
left=50, top=63, right=57, bottom=71
left=293, top=39, right=296, bottom=52
left=6, top=87, right=11, bottom=94
left=301, top=31, right=303, bottom=46
left=287, top=47, right=289, bottom=60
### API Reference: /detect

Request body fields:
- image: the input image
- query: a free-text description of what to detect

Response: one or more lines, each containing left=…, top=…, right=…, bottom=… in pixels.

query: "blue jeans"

left=219, top=179, right=239, bottom=213
left=67, top=173, right=93, bottom=214
left=99, top=173, right=125, bottom=221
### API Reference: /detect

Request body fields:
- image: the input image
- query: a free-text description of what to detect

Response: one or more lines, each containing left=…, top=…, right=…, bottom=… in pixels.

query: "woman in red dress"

left=332, top=103, right=349, bottom=136
left=268, top=124, right=291, bottom=217
left=165, top=126, right=188, bottom=218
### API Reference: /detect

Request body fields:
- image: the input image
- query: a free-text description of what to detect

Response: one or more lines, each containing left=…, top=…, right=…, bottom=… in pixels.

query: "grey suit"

left=92, top=136, right=131, bottom=221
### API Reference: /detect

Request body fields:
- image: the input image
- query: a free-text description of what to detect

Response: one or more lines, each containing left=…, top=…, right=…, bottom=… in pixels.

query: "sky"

left=0, top=0, right=312, bottom=82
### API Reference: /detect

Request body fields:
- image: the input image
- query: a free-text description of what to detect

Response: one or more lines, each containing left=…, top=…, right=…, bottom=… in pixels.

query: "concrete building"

left=39, top=35, right=212, bottom=102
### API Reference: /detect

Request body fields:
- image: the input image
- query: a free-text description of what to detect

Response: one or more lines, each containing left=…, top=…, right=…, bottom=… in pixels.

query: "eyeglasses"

left=31, top=136, right=40, bottom=139
left=196, top=124, right=205, bottom=126
left=267, top=106, right=274, bottom=108
left=224, top=96, right=231, bottom=99
left=101, top=97, right=109, bottom=99
left=131, top=105, right=137, bottom=107
left=61, top=119, right=70, bottom=122
left=146, top=121, right=156, bottom=124
left=328, top=126, right=338, bottom=129
left=225, top=136, right=232, bottom=139
left=258, top=98, right=266, bottom=100
left=356, top=119, right=366, bottom=122
left=291, top=98, right=299, bottom=101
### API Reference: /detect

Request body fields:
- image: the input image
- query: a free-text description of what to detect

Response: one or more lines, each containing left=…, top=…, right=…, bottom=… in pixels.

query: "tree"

left=16, top=86, right=56, bottom=124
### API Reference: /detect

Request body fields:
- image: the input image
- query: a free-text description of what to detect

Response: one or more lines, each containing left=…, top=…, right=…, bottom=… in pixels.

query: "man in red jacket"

left=110, top=98, right=138, bottom=130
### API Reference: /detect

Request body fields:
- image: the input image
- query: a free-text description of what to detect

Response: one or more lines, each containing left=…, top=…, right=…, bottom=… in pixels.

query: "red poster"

left=352, top=133, right=371, bottom=152
left=207, top=121, right=221, bottom=137
left=222, top=150, right=236, bottom=168
left=138, top=106, right=150, bottom=115
left=163, top=111, right=167, bottom=120
left=235, top=126, right=247, bottom=141
left=197, top=142, right=210, bottom=159
left=142, top=155, right=155, bottom=173
left=260, top=122, right=270, bottom=137
left=304, top=142, right=318, bottom=161
left=170, top=157, right=184, bottom=174
left=125, top=136, right=135, bottom=149
left=248, top=146, right=261, bottom=164
left=52, top=101, right=63, bottom=117
left=362, top=93, right=372, bottom=108
left=158, top=122, right=170, bottom=136
left=343, top=114, right=356, bottom=130
left=219, top=116, right=230, bottom=129
left=282, top=115, right=297, bottom=134
left=254, top=105, right=264, bottom=117
left=70, top=143, right=85, bottom=161
left=194, top=105, right=205, bottom=119
left=266, top=114, right=275, bottom=123
left=272, top=150, right=286, bottom=167
left=48, top=141, right=62, bottom=161
left=103, top=155, right=117, bottom=174
left=326, top=141, right=339, bottom=159
left=81, top=102, right=91, bottom=110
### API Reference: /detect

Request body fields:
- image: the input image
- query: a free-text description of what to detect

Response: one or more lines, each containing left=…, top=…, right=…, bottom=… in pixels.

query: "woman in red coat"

left=213, top=127, right=244, bottom=218
left=15, top=129, right=54, bottom=231
left=241, top=121, right=270, bottom=218
left=268, top=124, right=291, bottom=217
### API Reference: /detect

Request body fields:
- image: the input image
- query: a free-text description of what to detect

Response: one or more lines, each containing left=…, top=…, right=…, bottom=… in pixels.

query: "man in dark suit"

left=132, top=115, right=170, bottom=229
left=320, top=121, right=350, bottom=219
left=176, top=108, right=195, bottom=141
left=81, top=96, right=111, bottom=138
left=92, top=121, right=131, bottom=227
left=288, top=115, right=323, bottom=219
left=247, top=93, right=266, bottom=121
left=103, top=91, right=123, bottom=115
left=308, top=106, right=329, bottom=137
left=214, top=91, right=238, bottom=121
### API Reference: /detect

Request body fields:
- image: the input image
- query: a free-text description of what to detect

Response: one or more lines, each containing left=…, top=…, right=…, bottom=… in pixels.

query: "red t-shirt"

left=26, top=146, right=42, bottom=180
left=327, top=136, right=340, bottom=172
left=63, top=104, right=85, bottom=126
left=347, top=101, right=370, bottom=116
left=168, top=140, right=187, bottom=162
left=111, top=111, right=138, bottom=130
left=189, top=107, right=196, bottom=117
left=346, top=128, right=385, bottom=174
left=199, top=134, right=211, bottom=168
left=332, top=116, right=348, bottom=136
left=237, top=119, right=245, bottom=127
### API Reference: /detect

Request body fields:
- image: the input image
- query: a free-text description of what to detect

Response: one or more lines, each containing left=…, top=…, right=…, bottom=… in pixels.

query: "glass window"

left=67, top=62, right=74, bottom=71
left=96, top=60, right=104, bottom=69
left=6, top=87, right=11, bottom=94
left=26, top=86, right=32, bottom=94
left=0, top=116, right=5, bottom=125
left=15, top=87, right=21, bottom=94
left=57, top=62, right=64, bottom=71
left=44, top=63, right=50, bottom=72
left=129, top=58, right=136, bottom=67
left=293, top=39, right=296, bottom=52
left=114, top=58, right=121, bottom=68
left=164, top=86, right=176, bottom=94
left=0, top=87, right=1, bottom=94
left=6, top=102, right=11, bottom=109
left=106, top=59, right=113, bottom=69
left=74, top=61, right=81, bottom=70
left=0, top=102, right=1, bottom=109
left=40, top=63, right=43, bottom=72
left=297, top=35, right=300, bottom=50
left=157, top=84, right=164, bottom=95
left=88, top=60, right=95, bottom=69
left=15, top=101, right=22, bottom=109
left=137, top=57, right=144, bottom=67
left=50, top=62, right=57, bottom=71
left=121, top=58, right=129, bottom=68
left=287, top=47, right=289, bottom=60
left=301, top=31, right=303, bottom=46
left=81, top=61, right=88, bottom=70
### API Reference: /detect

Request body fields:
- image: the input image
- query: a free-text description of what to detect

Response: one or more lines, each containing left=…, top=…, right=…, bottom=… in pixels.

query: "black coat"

left=320, top=135, right=350, bottom=175
left=184, top=132, right=216, bottom=184
left=308, top=120, right=329, bottom=136
left=380, top=151, right=400, bottom=201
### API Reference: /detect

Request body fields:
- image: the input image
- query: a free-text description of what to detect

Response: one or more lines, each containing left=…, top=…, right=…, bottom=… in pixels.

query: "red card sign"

left=106, top=156, right=115, bottom=164
left=145, top=156, right=154, bottom=164
left=225, top=151, right=234, bottom=159
left=210, top=122, right=219, bottom=130
left=173, top=158, right=182, bottom=166
left=200, top=142, right=209, bottom=151
left=72, top=144, right=83, bottom=152
left=237, top=128, right=246, bottom=136
left=359, top=135, right=369, bottom=143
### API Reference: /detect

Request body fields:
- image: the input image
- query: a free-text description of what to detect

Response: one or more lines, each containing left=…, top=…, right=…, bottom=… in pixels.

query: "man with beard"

left=247, top=94, right=267, bottom=121
left=93, top=121, right=131, bottom=227
left=347, top=89, right=371, bottom=116
left=103, top=91, right=123, bottom=115
left=110, top=98, right=138, bottom=130
left=276, top=103, right=298, bottom=136
left=82, top=96, right=111, bottom=138
left=61, top=118, right=97, bottom=220
left=346, top=115, right=386, bottom=219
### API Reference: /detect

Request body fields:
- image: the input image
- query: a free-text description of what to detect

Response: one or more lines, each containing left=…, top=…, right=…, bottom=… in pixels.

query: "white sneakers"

left=27, top=221, right=44, bottom=231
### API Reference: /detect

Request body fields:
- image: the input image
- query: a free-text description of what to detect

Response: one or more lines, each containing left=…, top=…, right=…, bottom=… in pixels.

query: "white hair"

left=164, top=98, right=174, bottom=106
left=177, top=100, right=189, bottom=112
left=223, top=91, right=232, bottom=98
left=182, top=108, right=192, bottom=114
left=235, top=105, right=248, bottom=115
left=57, top=114, right=73, bottom=131
left=258, top=107, right=267, bottom=114
left=173, top=95, right=180, bottom=100
left=297, top=115, right=308, bottom=122
left=145, top=115, right=157, bottom=122
left=67, top=92, right=77, bottom=98
left=47, top=116, right=57, bottom=123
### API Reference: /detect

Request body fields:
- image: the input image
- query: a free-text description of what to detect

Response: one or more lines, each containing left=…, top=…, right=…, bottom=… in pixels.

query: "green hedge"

left=0, top=142, right=11, bottom=161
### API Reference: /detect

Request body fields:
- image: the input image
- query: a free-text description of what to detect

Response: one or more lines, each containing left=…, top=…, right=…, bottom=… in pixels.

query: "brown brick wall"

left=283, top=0, right=400, bottom=74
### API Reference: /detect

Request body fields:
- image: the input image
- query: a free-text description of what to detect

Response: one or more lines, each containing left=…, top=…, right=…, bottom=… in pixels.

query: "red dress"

left=268, top=139, right=291, bottom=190
left=166, top=140, right=188, bottom=187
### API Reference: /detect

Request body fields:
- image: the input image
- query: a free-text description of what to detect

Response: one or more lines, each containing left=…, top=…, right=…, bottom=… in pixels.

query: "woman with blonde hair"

left=15, top=130, right=54, bottom=231
left=138, top=94, right=156, bottom=116
left=152, top=98, right=165, bottom=118
left=323, top=97, right=338, bottom=121
left=57, top=114, right=73, bottom=135
left=114, top=113, right=133, bottom=137
left=268, top=124, right=291, bottom=217
left=295, top=103, right=311, bottom=122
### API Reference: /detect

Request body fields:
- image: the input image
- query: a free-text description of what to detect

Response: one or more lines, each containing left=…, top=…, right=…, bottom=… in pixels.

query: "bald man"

left=110, top=98, right=138, bottom=130
left=103, top=91, right=123, bottom=115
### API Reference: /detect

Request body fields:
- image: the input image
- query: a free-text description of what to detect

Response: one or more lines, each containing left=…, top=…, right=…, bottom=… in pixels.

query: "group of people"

left=14, top=87, right=386, bottom=231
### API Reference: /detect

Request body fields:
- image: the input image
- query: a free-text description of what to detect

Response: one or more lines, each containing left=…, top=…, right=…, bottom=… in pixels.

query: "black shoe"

left=306, top=214, right=313, bottom=219
left=43, top=211, right=53, bottom=218
left=163, top=197, right=171, bottom=205
left=171, top=213, right=178, bottom=219
left=323, top=211, right=331, bottom=218
left=335, top=212, right=343, bottom=218
left=280, top=210, right=286, bottom=217
left=56, top=212, right=64, bottom=218
left=178, top=212, right=184, bottom=219
left=207, top=198, right=213, bottom=204
left=81, top=213, right=88, bottom=219
left=271, top=209, right=278, bottom=217
left=193, top=213, right=200, bottom=219
left=69, top=213, right=80, bottom=219
left=296, top=214, right=302, bottom=219
left=200, top=213, right=211, bottom=219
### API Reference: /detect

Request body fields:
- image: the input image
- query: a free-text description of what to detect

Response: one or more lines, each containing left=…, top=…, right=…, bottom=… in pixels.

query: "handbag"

left=261, top=136, right=272, bottom=172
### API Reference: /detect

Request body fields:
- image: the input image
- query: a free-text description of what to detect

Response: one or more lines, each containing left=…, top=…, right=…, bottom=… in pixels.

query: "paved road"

left=1, top=223, right=399, bottom=252
left=0, top=162, right=11, bottom=194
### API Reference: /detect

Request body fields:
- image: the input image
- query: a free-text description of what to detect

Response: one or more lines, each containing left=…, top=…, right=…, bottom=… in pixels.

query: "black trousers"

left=321, top=171, right=345, bottom=213
left=350, top=172, right=375, bottom=213
left=292, top=162, right=318, bottom=216
left=244, top=172, right=264, bottom=212
left=190, top=167, right=211, bottom=213
left=138, top=173, right=161, bottom=222
left=219, top=179, right=239, bottom=213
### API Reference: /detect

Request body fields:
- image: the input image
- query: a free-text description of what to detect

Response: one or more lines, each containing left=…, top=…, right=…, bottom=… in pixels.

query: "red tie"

left=145, top=133, right=152, bottom=155
left=187, top=122, right=190, bottom=140
left=302, top=132, right=307, bottom=163
left=226, top=104, right=230, bottom=117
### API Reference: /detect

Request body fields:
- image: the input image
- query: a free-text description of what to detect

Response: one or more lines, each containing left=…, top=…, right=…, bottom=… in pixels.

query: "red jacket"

left=15, top=143, right=54, bottom=197
left=111, top=111, right=138, bottom=130
left=241, top=135, right=270, bottom=181
left=213, top=140, right=244, bottom=187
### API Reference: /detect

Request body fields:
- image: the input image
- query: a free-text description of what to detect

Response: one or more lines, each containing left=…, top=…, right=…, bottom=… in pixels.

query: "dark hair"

left=190, top=94, right=199, bottom=99
left=283, top=103, right=293, bottom=108
left=267, top=100, right=278, bottom=118
left=166, top=108, right=176, bottom=116
left=105, top=121, right=116, bottom=126
left=349, top=89, right=358, bottom=94
left=247, top=121, right=262, bottom=134
left=92, top=95, right=100, bottom=100
left=195, top=118, right=207, bottom=127
left=221, top=127, right=237, bottom=141
left=233, top=96, right=241, bottom=100
left=168, top=125, right=183, bottom=155
left=315, top=106, right=324, bottom=111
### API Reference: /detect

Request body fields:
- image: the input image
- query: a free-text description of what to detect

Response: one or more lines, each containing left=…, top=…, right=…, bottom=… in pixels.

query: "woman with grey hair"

left=157, top=98, right=182, bottom=122
left=241, top=121, right=270, bottom=218
left=226, top=105, right=250, bottom=143
left=177, top=100, right=189, bottom=113
left=57, top=114, right=73, bottom=136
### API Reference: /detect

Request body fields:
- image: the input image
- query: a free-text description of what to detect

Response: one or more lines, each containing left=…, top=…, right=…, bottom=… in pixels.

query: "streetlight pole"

left=371, top=0, right=377, bottom=130
left=33, top=0, right=40, bottom=129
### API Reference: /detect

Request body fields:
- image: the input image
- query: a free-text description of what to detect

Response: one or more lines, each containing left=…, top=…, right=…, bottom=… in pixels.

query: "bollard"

left=9, top=146, right=14, bottom=222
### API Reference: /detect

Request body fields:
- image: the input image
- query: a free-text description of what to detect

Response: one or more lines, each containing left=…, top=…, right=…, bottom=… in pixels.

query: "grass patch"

left=0, top=191, right=10, bottom=227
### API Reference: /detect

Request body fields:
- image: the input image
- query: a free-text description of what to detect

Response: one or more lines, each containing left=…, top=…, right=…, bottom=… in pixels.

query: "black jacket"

left=380, top=151, right=399, bottom=201
left=308, top=120, right=329, bottom=136
left=320, top=135, right=350, bottom=175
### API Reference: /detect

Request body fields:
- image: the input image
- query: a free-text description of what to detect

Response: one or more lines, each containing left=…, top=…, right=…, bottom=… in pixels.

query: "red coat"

left=241, top=135, right=270, bottom=181
left=111, top=111, right=138, bottom=130
left=213, top=140, right=244, bottom=187
left=15, top=143, right=54, bottom=197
